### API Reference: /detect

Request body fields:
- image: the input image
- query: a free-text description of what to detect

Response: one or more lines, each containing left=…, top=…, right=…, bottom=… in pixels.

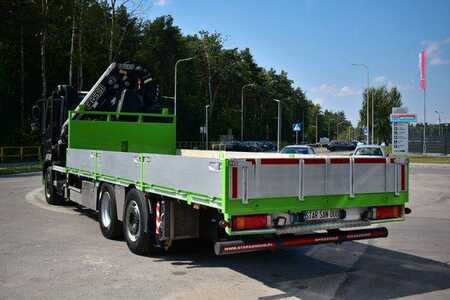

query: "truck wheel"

left=99, top=183, right=122, bottom=240
left=123, top=188, right=156, bottom=255
left=44, top=167, right=63, bottom=205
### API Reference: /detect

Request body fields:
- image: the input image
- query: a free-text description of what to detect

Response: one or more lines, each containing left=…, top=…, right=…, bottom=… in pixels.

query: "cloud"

left=312, top=98, right=324, bottom=105
left=386, top=81, right=414, bottom=91
left=311, top=84, right=357, bottom=97
left=154, top=0, right=169, bottom=6
left=422, top=37, right=450, bottom=67
left=336, top=86, right=356, bottom=97
left=373, top=76, right=386, bottom=83
left=430, top=57, right=450, bottom=65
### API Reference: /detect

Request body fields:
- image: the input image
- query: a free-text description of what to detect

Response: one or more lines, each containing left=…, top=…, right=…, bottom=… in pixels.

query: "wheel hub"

left=126, top=201, right=140, bottom=242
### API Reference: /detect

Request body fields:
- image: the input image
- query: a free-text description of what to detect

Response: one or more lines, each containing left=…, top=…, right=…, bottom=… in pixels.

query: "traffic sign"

left=292, top=123, right=301, bottom=132
left=390, top=113, right=417, bottom=123
left=391, top=108, right=415, bottom=154
left=363, top=127, right=368, bottom=136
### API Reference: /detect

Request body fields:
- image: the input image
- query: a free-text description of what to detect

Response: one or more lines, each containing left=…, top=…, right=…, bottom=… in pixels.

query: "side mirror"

left=32, top=105, right=41, bottom=122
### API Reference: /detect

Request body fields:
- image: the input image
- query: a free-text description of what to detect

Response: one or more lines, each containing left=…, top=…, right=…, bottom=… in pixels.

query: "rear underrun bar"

left=214, top=227, right=388, bottom=255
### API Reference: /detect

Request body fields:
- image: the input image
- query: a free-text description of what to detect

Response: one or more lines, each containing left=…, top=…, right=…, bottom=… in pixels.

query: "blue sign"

left=363, top=127, right=368, bottom=135
left=292, top=123, right=301, bottom=132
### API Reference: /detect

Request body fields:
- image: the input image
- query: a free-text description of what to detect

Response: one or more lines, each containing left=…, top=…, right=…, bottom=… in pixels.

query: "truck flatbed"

left=64, top=146, right=408, bottom=235
left=37, top=62, right=410, bottom=255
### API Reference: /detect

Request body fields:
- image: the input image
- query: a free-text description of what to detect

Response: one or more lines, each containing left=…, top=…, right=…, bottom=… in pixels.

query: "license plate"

left=304, top=209, right=340, bottom=221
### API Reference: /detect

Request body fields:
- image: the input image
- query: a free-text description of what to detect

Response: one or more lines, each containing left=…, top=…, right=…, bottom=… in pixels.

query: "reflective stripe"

left=261, top=159, right=298, bottom=165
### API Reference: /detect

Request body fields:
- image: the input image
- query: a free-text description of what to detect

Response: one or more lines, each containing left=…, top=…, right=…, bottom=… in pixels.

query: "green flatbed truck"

left=33, top=62, right=410, bottom=255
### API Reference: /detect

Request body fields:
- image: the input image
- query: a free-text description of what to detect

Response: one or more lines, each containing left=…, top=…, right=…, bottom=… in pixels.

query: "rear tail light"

left=373, top=205, right=402, bottom=220
left=232, top=215, right=268, bottom=231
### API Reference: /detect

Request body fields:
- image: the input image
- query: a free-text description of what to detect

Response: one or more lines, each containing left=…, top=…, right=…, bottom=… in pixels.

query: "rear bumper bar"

left=214, top=227, right=388, bottom=255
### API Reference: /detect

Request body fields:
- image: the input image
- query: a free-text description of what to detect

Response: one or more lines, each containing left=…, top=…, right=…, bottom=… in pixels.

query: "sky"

left=147, top=0, right=450, bottom=126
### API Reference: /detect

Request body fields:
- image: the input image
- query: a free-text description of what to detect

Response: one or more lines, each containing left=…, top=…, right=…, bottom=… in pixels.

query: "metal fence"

left=409, top=123, right=450, bottom=154
left=0, top=146, right=42, bottom=163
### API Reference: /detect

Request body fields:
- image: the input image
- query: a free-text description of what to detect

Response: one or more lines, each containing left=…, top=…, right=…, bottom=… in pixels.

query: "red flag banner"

left=419, top=50, right=426, bottom=90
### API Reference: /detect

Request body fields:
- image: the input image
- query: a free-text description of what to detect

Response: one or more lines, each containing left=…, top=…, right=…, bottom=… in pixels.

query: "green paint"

left=68, top=111, right=176, bottom=155
left=221, top=157, right=230, bottom=219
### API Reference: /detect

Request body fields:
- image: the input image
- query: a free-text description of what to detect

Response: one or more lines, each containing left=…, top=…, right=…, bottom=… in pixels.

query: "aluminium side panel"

left=142, top=154, right=222, bottom=198
left=66, top=148, right=95, bottom=172
left=327, top=164, right=350, bottom=195
left=354, top=163, right=386, bottom=193
left=386, top=163, right=396, bottom=192
left=248, top=164, right=299, bottom=198
left=97, top=151, right=140, bottom=182
left=303, top=164, right=327, bottom=196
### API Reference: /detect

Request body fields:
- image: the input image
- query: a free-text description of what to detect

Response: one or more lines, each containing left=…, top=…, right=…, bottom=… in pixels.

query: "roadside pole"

left=293, top=122, right=301, bottom=145
left=274, top=99, right=281, bottom=152
left=205, top=105, right=210, bottom=150
left=419, top=50, right=427, bottom=153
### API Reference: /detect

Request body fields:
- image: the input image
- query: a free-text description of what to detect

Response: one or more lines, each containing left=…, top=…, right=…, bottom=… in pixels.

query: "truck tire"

left=99, top=183, right=122, bottom=240
left=123, top=188, right=156, bottom=255
left=44, top=166, right=64, bottom=205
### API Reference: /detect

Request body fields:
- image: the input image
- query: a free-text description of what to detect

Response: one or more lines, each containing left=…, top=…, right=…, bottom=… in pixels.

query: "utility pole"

left=274, top=99, right=281, bottom=152
left=337, top=121, right=345, bottom=140
left=315, top=111, right=321, bottom=144
left=241, top=83, right=255, bottom=141
left=205, top=105, right=210, bottom=150
left=435, top=110, right=441, bottom=136
left=302, top=110, right=305, bottom=143
left=328, top=121, right=331, bottom=140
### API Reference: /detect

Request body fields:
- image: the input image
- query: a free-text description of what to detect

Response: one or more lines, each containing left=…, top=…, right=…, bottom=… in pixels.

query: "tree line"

left=0, top=1, right=401, bottom=146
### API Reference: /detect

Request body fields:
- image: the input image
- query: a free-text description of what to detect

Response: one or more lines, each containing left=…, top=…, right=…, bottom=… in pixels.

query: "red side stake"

left=214, top=227, right=388, bottom=255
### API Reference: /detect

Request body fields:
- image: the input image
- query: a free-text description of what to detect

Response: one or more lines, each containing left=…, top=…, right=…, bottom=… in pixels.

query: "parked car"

left=259, top=141, right=277, bottom=152
left=352, top=145, right=387, bottom=157
left=222, top=140, right=276, bottom=152
left=281, top=145, right=316, bottom=154
left=327, top=140, right=356, bottom=151
left=241, top=141, right=261, bottom=152
left=222, top=140, right=245, bottom=151
left=319, top=137, right=330, bottom=146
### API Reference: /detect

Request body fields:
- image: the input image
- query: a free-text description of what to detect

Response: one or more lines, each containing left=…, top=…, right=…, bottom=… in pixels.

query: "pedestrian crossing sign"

left=292, top=123, right=301, bottom=132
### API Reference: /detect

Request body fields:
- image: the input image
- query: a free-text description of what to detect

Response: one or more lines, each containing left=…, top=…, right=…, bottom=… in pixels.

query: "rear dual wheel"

left=123, top=188, right=158, bottom=255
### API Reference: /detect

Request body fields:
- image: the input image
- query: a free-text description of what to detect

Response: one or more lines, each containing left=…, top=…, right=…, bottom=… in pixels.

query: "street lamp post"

left=315, top=111, right=321, bottom=144
left=352, top=63, right=370, bottom=144
left=241, top=83, right=255, bottom=141
left=337, top=121, right=345, bottom=139
left=205, top=105, right=210, bottom=149
left=274, top=99, right=281, bottom=152
left=328, top=121, right=331, bottom=140
left=435, top=110, right=442, bottom=136
left=174, top=57, right=195, bottom=116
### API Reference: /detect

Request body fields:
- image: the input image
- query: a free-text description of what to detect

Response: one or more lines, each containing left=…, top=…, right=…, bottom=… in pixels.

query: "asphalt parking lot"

left=1, top=164, right=450, bottom=299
